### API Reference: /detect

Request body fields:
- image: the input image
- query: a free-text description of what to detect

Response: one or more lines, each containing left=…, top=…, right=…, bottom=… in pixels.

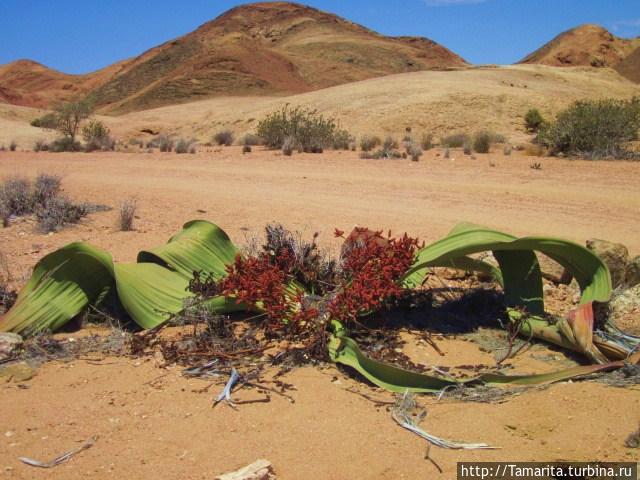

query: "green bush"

left=537, top=97, right=640, bottom=158
left=30, top=113, right=58, bottom=129
left=50, top=137, right=83, bottom=152
left=360, top=135, right=381, bottom=152
left=34, top=140, right=49, bottom=152
left=257, top=105, right=340, bottom=153
left=332, top=129, right=352, bottom=150
left=82, top=120, right=114, bottom=151
left=214, top=130, right=234, bottom=146
left=525, top=108, right=546, bottom=133
left=473, top=131, right=492, bottom=154
left=441, top=133, right=470, bottom=148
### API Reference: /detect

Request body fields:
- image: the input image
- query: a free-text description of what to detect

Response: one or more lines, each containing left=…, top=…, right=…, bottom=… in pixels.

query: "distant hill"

left=519, top=24, right=640, bottom=83
left=0, top=2, right=467, bottom=113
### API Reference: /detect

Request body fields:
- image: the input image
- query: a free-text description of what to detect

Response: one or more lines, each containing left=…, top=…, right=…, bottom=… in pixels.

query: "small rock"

left=0, top=362, right=36, bottom=383
left=586, top=239, right=629, bottom=289
left=216, top=459, right=275, bottom=480
left=625, top=255, right=640, bottom=287
left=0, top=332, right=23, bottom=361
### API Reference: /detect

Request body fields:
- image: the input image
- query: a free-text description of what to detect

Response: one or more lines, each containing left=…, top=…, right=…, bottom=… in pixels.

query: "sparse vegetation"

left=0, top=174, right=107, bottom=232
left=444, top=148, right=450, bottom=159
left=503, top=145, right=512, bottom=156
left=530, top=162, right=543, bottom=170
left=257, top=105, right=344, bottom=153
left=463, top=141, right=472, bottom=155
left=473, top=131, right=492, bottom=154
left=360, top=137, right=402, bottom=160
left=420, top=133, right=433, bottom=150
left=405, top=141, right=422, bottom=161
left=151, top=134, right=174, bottom=152
left=213, top=130, right=234, bottom=146
left=282, top=136, right=295, bottom=156
left=243, top=145, right=252, bottom=154
left=441, top=133, right=470, bottom=148
left=9, top=141, right=17, bottom=152
left=118, top=198, right=137, bottom=231
left=241, top=133, right=263, bottom=146
left=332, top=129, right=352, bottom=150
left=175, top=138, right=196, bottom=154
left=33, top=140, right=49, bottom=152
left=82, top=120, right=115, bottom=151
left=625, top=424, right=640, bottom=448
left=30, top=113, right=58, bottom=130
left=525, top=108, right=546, bottom=133
left=360, top=135, right=381, bottom=152
left=50, top=136, right=82, bottom=153
left=537, top=97, right=640, bottom=159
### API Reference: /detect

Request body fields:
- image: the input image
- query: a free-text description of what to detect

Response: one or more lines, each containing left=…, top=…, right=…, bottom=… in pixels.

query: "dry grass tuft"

left=118, top=197, right=137, bottom=231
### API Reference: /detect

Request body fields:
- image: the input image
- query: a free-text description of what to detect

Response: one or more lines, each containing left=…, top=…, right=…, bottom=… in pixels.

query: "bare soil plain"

left=1, top=148, right=639, bottom=479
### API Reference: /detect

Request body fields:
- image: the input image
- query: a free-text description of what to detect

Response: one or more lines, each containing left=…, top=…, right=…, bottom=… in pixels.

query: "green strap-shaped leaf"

left=328, top=323, right=628, bottom=394
left=0, top=221, right=241, bottom=334
left=0, top=243, right=115, bottom=335
left=137, top=220, right=238, bottom=279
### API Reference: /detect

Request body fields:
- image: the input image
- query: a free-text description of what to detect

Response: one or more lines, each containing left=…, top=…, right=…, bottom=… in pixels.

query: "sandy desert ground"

left=1, top=148, right=639, bottom=479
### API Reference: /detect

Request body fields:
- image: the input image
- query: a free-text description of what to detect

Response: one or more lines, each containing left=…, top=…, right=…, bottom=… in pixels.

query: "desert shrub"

left=213, top=130, right=234, bottom=146
left=282, top=136, right=295, bottom=156
left=530, top=162, right=543, bottom=170
left=128, top=138, right=144, bottom=147
left=405, top=142, right=423, bottom=161
left=382, top=136, right=399, bottom=151
left=175, top=138, right=196, bottom=154
left=360, top=135, right=381, bottom=152
left=0, top=177, right=33, bottom=217
left=35, top=197, right=88, bottom=233
left=443, top=148, right=450, bottom=159
left=537, top=97, right=640, bottom=159
left=241, top=133, right=263, bottom=146
left=0, top=175, right=104, bottom=232
left=257, top=105, right=339, bottom=153
left=30, top=113, right=58, bottom=130
left=33, top=174, right=62, bottom=205
left=441, top=133, right=470, bottom=148
left=152, top=134, right=174, bottom=152
left=503, top=145, right=512, bottom=156
left=332, top=129, right=352, bottom=150
left=9, top=141, right=17, bottom=152
left=473, top=131, right=492, bottom=154
left=463, top=141, right=472, bottom=155
left=50, top=136, right=83, bottom=152
left=243, top=145, right=252, bottom=154
left=420, top=133, right=433, bottom=150
left=82, top=120, right=114, bottom=151
left=34, top=140, right=49, bottom=152
left=525, top=108, right=546, bottom=133
left=118, top=198, right=137, bottom=231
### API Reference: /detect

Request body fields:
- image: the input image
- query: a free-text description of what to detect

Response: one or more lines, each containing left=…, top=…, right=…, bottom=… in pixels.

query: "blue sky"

left=1, top=0, right=639, bottom=74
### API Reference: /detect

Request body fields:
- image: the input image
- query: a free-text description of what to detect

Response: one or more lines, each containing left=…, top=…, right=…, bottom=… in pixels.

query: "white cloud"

left=611, top=18, right=640, bottom=32
left=424, top=0, right=489, bottom=6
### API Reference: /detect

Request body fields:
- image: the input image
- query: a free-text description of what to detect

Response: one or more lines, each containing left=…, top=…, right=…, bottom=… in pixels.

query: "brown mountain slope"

left=0, top=59, right=131, bottom=109
left=0, top=2, right=467, bottom=113
left=615, top=46, right=640, bottom=83
left=519, top=24, right=640, bottom=82
left=88, top=2, right=467, bottom=113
